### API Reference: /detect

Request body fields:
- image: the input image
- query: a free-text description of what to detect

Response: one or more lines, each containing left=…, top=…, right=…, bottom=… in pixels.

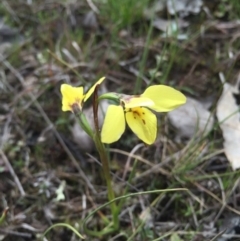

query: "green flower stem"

left=94, top=135, right=119, bottom=230
left=77, top=112, right=94, bottom=138
left=93, top=85, right=119, bottom=231
left=98, top=93, right=120, bottom=103
left=75, top=112, right=112, bottom=228
left=75, top=85, right=119, bottom=236
left=73, top=111, right=113, bottom=229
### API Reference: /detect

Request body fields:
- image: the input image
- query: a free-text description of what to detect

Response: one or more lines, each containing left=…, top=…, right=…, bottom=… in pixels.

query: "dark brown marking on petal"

left=125, top=108, right=132, bottom=113
left=142, top=119, right=146, bottom=125
left=133, top=111, right=140, bottom=117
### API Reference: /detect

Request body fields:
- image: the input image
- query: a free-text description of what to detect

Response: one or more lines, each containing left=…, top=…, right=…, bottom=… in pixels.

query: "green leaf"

left=0, top=207, right=9, bottom=225
left=170, top=233, right=184, bottom=241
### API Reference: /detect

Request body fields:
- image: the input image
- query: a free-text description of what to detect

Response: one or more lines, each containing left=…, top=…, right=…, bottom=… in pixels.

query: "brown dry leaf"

left=216, top=81, right=240, bottom=170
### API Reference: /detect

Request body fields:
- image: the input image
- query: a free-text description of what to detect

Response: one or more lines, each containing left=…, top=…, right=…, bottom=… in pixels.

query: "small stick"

left=0, top=228, right=32, bottom=238
left=0, top=149, right=25, bottom=196
left=85, top=0, right=99, bottom=14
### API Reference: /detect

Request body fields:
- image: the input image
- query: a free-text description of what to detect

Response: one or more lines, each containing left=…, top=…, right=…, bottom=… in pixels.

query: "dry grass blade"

left=0, top=149, right=25, bottom=196
left=209, top=229, right=227, bottom=241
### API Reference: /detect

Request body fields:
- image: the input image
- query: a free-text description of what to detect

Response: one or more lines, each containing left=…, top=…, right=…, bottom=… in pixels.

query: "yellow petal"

left=61, top=84, right=84, bottom=112
left=101, top=105, right=125, bottom=143
left=62, top=99, right=73, bottom=112
left=142, top=85, right=186, bottom=112
left=125, top=107, right=157, bottom=144
left=84, top=77, right=105, bottom=102
left=122, top=97, right=154, bottom=108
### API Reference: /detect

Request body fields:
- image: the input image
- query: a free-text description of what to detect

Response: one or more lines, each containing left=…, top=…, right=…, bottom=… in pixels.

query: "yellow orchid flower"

left=61, top=77, right=105, bottom=112
left=101, top=85, right=186, bottom=145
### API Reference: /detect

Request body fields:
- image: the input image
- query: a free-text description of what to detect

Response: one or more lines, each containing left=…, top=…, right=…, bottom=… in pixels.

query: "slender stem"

left=92, top=85, right=119, bottom=230
left=94, top=137, right=119, bottom=229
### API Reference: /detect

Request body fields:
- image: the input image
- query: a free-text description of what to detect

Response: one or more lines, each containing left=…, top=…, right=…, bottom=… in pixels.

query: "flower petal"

left=84, top=77, right=105, bottom=102
left=61, top=84, right=84, bottom=112
left=122, top=97, right=154, bottom=108
left=125, top=107, right=157, bottom=144
left=142, top=85, right=186, bottom=112
left=62, top=99, right=72, bottom=112
left=101, top=105, right=125, bottom=143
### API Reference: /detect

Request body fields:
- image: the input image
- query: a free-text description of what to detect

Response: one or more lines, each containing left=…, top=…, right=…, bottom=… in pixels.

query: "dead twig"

left=0, top=228, right=32, bottom=238
left=122, top=143, right=144, bottom=180
left=85, top=0, right=99, bottom=14
left=0, top=149, right=25, bottom=196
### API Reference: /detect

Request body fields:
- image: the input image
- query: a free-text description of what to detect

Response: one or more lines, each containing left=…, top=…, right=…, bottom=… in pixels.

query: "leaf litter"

left=216, top=76, right=240, bottom=170
left=1, top=1, right=240, bottom=240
